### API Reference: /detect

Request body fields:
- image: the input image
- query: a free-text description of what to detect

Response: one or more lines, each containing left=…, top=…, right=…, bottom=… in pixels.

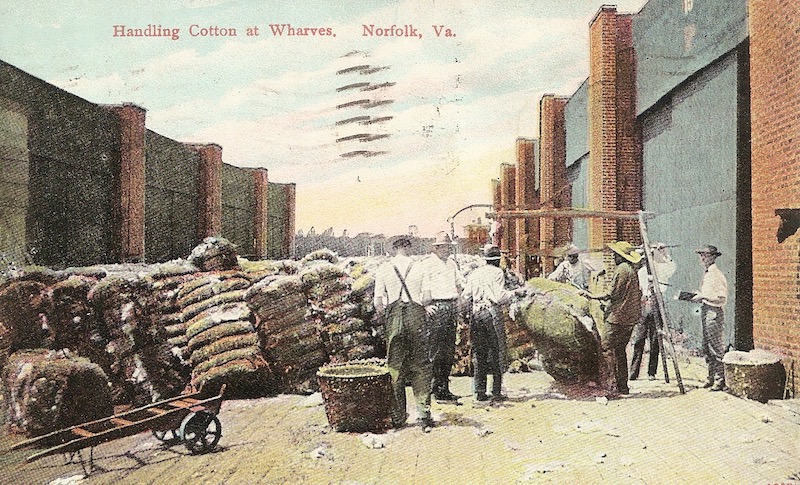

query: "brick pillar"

left=749, top=0, right=800, bottom=387
left=539, top=95, right=568, bottom=275
left=515, top=138, right=537, bottom=277
left=187, top=143, right=223, bottom=240
left=491, top=178, right=501, bottom=247
left=588, top=6, right=619, bottom=254
left=500, top=163, right=516, bottom=266
left=252, top=168, right=269, bottom=259
left=615, top=15, right=642, bottom=244
left=106, top=103, right=146, bottom=262
left=284, top=183, right=297, bottom=259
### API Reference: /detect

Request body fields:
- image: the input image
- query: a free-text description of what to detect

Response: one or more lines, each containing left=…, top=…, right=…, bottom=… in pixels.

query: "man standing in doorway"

left=691, top=245, right=728, bottom=391
left=374, top=235, right=434, bottom=429
left=584, top=241, right=643, bottom=396
left=422, top=232, right=463, bottom=403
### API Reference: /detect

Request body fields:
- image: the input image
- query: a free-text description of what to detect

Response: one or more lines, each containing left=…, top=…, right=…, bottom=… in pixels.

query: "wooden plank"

left=111, top=418, right=134, bottom=427
left=72, top=428, right=94, bottom=438
left=491, top=208, right=654, bottom=220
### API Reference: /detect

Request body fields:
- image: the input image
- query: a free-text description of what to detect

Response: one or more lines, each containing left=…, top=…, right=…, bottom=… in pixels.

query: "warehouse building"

left=0, top=61, right=295, bottom=267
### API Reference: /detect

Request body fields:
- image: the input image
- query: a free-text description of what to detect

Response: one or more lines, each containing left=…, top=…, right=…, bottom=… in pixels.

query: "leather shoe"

left=647, top=375, right=656, bottom=381
left=475, top=393, right=489, bottom=402
left=417, top=417, right=435, bottom=431
left=710, top=382, right=725, bottom=392
left=490, top=394, right=508, bottom=402
left=702, top=379, right=714, bottom=388
left=435, top=391, right=460, bottom=402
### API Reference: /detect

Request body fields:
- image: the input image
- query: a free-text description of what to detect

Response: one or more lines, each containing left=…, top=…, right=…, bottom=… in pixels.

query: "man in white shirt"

left=421, top=232, right=463, bottom=402
left=630, top=242, right=676, bottom=380
left=691, top=245, right=728, bottom=391
left=547, top=245, right=591, bottom=291
left=374, top=236, right=433, bottom=428
left=462, top=245, right=523, bottom=402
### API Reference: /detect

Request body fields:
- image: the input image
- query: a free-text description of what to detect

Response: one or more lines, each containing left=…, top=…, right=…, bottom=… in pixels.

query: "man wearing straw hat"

left=548, top=244, right=591, bottom=291
left=583, top=241, right=643, bottom=396
left=374, top=235, right=434, bottom=429
left=422, top=231, right=463, bottom=403
left=691, top=245, right=728, bottom=391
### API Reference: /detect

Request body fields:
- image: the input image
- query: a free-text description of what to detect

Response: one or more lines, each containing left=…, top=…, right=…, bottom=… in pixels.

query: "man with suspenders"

left=374, top=236, right=434, bottom=429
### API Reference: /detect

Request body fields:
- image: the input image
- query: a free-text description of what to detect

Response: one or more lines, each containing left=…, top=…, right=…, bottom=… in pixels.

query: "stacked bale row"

left=88, top=275, right=186, bottom=405
left=246, top=274, right=323, bottom=394
left=177, top=271, right=268, bottom=396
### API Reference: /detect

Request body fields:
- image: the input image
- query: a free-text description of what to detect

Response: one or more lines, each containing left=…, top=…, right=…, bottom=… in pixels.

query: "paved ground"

left=3, top=355, right=800, bottom=485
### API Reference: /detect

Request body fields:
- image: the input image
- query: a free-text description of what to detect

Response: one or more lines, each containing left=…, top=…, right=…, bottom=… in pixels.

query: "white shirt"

left=373, top=254, right=430, bottom=306
left=462, top=264, right=510, bottom=312
left=637, top=258, right=676, bottom=298
left=695, top=263, right=728, bottom=308
left=420, top=254, right=461, bottom=300
left=547, top=259, right=591, bottom=290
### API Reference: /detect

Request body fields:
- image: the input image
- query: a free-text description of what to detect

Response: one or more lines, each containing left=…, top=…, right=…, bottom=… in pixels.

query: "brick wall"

left=539, top=95, right=569, bottom=275
left=749, top=0, right=800, bottom=392
left=515, top=138, right=538, bottom=276
left=492, top=178, right=502, bottom=247
left=500, top=163, right=517, bottom=265
left=187, top=143, right=223, bottom=240
left=252, top=168, right=269, bottom=259
left=106, top=103, right=146, bottom=262
left=589, top=7, right=642, bottom=265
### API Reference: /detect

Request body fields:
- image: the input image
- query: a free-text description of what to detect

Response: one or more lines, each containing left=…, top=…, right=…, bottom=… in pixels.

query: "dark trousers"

left=471, top=307, right=504, bottom=396
left=630, top=311, right=660, bottom=379
left=701, top=304, right=726, bottom=385
left=601, top=323, right=635, bottom=394
left=385, top=301, right=432, bottom=426
left=428, top=300, right=457, bottom=396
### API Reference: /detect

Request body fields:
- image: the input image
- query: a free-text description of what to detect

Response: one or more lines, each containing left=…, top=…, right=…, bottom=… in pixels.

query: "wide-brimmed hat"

left=695, top=245, right=722, bottom=257
left=391, top=235, right=412, bottom=249
left=431, top=232, right=453, bottom=246
left=607, top=241, right=643, bottom=264
left=483, top=245, right=501, bottom=261
left=566, top=245, right=580, bottom=256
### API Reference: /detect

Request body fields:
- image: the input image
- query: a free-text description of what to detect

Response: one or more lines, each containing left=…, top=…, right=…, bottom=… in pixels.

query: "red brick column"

left=539, top=95, right=568, bottom=275
left=500, top=163, right=517, bottom=266
left=492, top=178, right=502, bottom=247
left=588, top=7, right=619, bottom=252
left=749, top=0, right=800, bottom=388
left=187, top=143, right=223, bottom=240
left=252, top=168, right=269, bottom=259
left=106, top=103, right=146, bottom=262
left=515, top=137, right=537, bottom=276
left=614, top=14, right=642, bottom=244
left=284, top=183, right=297, bottom=259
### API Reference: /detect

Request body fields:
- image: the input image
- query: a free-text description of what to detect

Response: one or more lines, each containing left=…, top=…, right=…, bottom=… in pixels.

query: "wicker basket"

left=723, top=349, right=786, bottom=403
left=317, top=359, right=393, bottom=432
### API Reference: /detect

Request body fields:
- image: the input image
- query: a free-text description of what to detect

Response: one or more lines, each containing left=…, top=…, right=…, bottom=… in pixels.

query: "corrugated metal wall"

left=640, top=51, right=740, bottom=348
left=0, top=98, right=29, bottom=267
left=267, top=182, right=289, bottom=259
left=144, top=130, right=200, bottom=263
left=564, top=80, right=590, bottom=251
left=0, top=62, right=121, bottom=267
left=221, top=163, right=255, bottom=257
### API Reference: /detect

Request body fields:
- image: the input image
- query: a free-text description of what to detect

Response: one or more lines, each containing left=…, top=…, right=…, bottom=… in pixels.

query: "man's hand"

left=425, top=305, right=436, bottom=317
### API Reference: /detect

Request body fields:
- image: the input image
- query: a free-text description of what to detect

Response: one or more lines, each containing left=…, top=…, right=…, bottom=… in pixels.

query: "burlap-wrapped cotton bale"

left=299, top=262, right=348, bottom=289
left=504, top=308, right=537, bottom=363
left=3, top=349, right=112, bottom=437
left=0, top=280, right=48, bottom=353
left=181, top=289, right=249, bottom=322
left=300, top=248, right=340, bottom=266
left=246, top=275, right=309, bottom=330
left=516, top=278, right=600, bottom=383
left=176, top=272, right=251, bottom=309
left=188, top=237, right=240, bottom=272
left=4, top=265, right=63, bottom=287
left=451, top=315, right=472, bottom=376
left=39, top=277, right=105, bottom=363
left=89, top=275, right=186, bottom=405
left=183, top=294, right=270, bottom=397
left=723, top=349, right=787, bottom=403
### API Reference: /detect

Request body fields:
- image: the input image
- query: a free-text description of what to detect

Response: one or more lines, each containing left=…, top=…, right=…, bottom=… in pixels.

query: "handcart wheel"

left=180, top=411, right=222, bottom=455
left=152, top=429, right=181, bottom=445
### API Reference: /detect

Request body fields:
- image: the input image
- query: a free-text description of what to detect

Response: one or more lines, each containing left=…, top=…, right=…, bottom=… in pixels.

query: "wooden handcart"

left=7, top=385, right=226, bottom=474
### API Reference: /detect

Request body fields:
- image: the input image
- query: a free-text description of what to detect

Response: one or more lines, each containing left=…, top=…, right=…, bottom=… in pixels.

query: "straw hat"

left=606, top=241, right=643, bottom=264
